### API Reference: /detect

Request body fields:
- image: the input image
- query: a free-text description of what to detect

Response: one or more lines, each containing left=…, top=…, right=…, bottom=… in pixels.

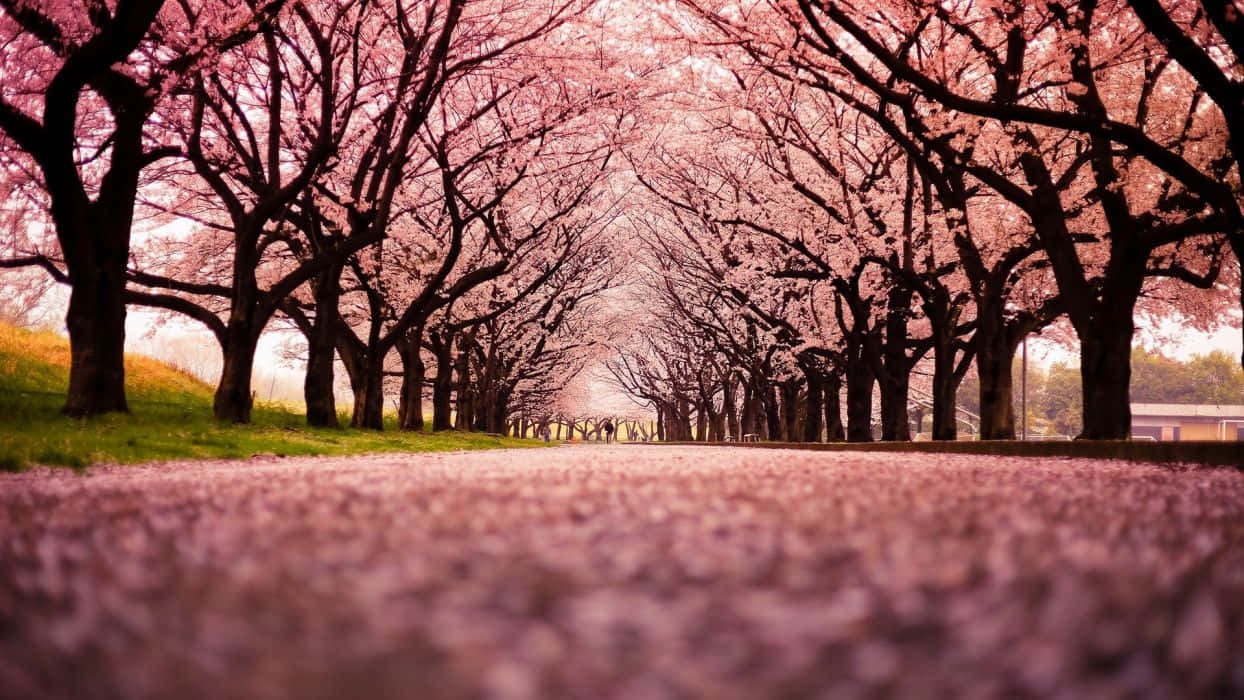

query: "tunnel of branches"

left=1, top=0, right=1240, bottom=442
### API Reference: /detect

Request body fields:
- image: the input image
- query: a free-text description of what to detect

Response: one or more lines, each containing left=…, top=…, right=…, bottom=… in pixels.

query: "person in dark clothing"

left=602, top=420, right=615, bottom=444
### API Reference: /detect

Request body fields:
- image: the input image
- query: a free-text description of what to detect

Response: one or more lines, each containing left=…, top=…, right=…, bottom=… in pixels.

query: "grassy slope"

left=0, top=324, right=538, bottom=470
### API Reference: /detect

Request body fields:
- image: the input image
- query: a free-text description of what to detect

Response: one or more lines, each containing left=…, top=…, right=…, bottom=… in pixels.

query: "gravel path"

left=2, top=446, right=1243, bottom=699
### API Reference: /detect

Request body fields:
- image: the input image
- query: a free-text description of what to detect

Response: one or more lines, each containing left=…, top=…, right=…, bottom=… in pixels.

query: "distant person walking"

left=602, top=420, right=615, bottom=444
left=539, top=424, right=551, bottom=444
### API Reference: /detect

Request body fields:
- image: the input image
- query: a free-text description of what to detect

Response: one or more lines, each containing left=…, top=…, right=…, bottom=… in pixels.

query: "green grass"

left=0, top=323, right=542, bottom=471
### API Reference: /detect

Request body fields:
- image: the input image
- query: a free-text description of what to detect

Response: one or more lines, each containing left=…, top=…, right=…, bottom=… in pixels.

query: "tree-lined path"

left=4, top=0, right=1242, bottom=443
left=3, top=447, right=1242, bottom=698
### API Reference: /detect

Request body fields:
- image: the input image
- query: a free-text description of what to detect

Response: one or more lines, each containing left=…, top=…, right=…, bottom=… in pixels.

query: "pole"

left=1021, top=335, right=1028, bottom=441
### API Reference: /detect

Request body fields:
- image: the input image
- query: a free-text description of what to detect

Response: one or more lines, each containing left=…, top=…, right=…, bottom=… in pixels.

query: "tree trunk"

left=431, top=335, right=454, bottom=431
left=350, top=358, right=385, bottom=430
left=975, top=308, right=1017, bottom=440
left=214, top=322, right=260, bottom=424
left=453, top=345, right=473, bottom=430
left=930, top=350, right=959, bottom=441
left=214, top=236, right=267, bottom=424
left=878, top=161, right=917, bottom=442
left=844, top=340, right=875, bottom=443
left=1078, top=308, right=1137, bottom=440
left=1072, top=247, right=1146, bottom=439
left=802, top=369, right=824, bottom=443
left=62, top=272, right=129, bottom=416
left=824, top=371, right=845, bottom=442
left=763, top=385, right=781, bottom=441
left=724, top=376, right=739, bottom=439
left=473, top=351, right=497, bottom=433
left=398, top=338, right=425, bottom=431
left=487, top=389, right=510, bottom=434
left=675, top=398, right=691, bottom=441
left=740, top=381, right=756, bottom=436
left=876, top=290, right=914, bottom=441
left=304, top=265, right=342, bottom=428
left=877, top=371, right=911, bottom=442
left=47, top=78, right=148, bottom=417
left=929, top=320, right=960, bottom=441
left=779, top=381, right=800, bottom=442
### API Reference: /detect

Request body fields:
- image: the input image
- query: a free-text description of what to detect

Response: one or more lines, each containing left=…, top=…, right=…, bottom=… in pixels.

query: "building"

left=1131, top=403, right=1244, bottom=441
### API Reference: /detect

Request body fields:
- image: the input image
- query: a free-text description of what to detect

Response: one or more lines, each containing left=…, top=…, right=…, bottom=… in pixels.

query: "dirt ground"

left=2, top=446, right=1242, bottom=699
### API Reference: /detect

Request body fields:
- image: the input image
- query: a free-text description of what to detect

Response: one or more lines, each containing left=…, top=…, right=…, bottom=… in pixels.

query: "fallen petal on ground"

left=1, top=446, right=1242, bottom=699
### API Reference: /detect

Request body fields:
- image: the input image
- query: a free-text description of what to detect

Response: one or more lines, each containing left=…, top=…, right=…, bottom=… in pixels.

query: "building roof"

left=1131, top=403, right=1244, bottom=419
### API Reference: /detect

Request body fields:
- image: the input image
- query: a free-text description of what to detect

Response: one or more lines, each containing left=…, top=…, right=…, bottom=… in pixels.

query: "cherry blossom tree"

left=0, top=0, right=284, bottom=415
left=120, top=0, right=599, bottom=427
left=446, top=236, right=621, bottom=434
left=286, top=47, right=620, bottom=430
left=762, top=0, right=1238, bottom=438
left=126, top=0, right=372, bottom=424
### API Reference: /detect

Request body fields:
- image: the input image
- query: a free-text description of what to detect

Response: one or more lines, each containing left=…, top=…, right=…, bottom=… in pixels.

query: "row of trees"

left=612, top=0, right=1241, bottom=441
left=2, top=1, right=1240, bottom=439
left=0, top=0, right=631, bottom=429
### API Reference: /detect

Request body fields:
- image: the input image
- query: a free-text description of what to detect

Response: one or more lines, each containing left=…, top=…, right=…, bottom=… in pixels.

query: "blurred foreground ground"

left=2, top=446, right=1242, bottom=699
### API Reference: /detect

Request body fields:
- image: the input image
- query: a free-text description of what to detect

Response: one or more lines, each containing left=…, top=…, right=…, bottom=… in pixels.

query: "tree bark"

left=675, top=398, right=692, bottom=441
left=844, top=339, right=875, bottom=443
left=1079, top=329, right=1135, bottom=439
left=34, top=22, right=156, bottom=417
left=824, top=371, right=845, bottom=442
left=1077, top=275, right=1144, bottom=439
left=397, top=336, right=425, bottom=431
left=724, top=376, right=739, bottom=439
left=62, top=268, right=129, bottom=416
left=875, top=286, right=915, bottom=441
left=975, top=318, right=1017, bottom=440
left=802, top=368, right=824, bottom=443
left=780, top=381, right=800, bottom=442
left=740, top=381, right=757, bottom=436
left=877, top=371, right=911, bottom=442
left=453, top=343, right=473, bottom=430
left=763, top=385, right=781, bottom=441
left=304, top=265, right=343, bottom=428
left=350, top=358, right=385, bottom=430
left=431, top=335, right=454, bottom=431
left=487, top=388, right=510, bottom=434
left=214, top=320, right=261, bottom=424
left=930, top=346, right=959, bottom=441
left=928, top=316, right=962, bottom=441
left=472, top=347, right=499, bottom=433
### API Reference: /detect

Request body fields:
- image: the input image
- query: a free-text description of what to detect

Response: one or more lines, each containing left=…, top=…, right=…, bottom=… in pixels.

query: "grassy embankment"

left=0, top=323, right=538, bottom=470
